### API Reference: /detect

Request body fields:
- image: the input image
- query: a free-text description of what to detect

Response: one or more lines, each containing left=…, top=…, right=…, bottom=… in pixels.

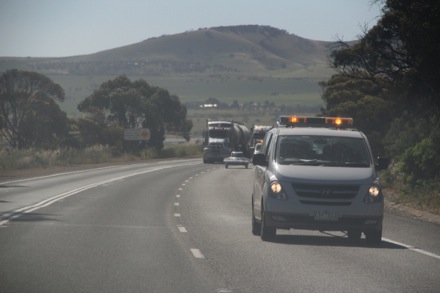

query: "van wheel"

left=225, top=164, right=228, bottom=169
left=347, top=229, right=362, bottom=241
left=251, top=208, right=261, bottom=236
left=365, top=228, right=382, bottom=246
left=260, top=209, right=276, bottom=241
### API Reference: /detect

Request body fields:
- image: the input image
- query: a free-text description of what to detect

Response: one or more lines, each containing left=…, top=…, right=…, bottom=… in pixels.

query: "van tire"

left=365, top=229, right=382, bottom=246
left=252, top=209, right=261, bottom=236
left=260, top=209, right=276, bottom=241
left=347, top=229, right=362, bottom=241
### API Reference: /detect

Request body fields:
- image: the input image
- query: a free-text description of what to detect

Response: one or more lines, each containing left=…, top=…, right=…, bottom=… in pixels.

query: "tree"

left=320, top=75, right=392, bottom=154
left=329, top=0, right=440, bottom=116
left=0, top=69, right=67, bottom=149
left=78, top=75, right=192, bottom=150
left=321, top=0, right=440, bottom=183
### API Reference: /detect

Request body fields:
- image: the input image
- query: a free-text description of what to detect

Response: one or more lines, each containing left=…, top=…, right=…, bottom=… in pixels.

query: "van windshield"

left=276, top=135, right=372, bottom=167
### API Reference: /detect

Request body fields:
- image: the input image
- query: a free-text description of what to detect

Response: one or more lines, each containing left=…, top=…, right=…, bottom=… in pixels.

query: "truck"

left=202, top=120, right=251, bottom=163
left=250, top=125, right=272, bottom=154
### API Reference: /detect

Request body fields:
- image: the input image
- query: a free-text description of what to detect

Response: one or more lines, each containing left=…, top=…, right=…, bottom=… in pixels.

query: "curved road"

left=1, top=159, right=439, bottom=292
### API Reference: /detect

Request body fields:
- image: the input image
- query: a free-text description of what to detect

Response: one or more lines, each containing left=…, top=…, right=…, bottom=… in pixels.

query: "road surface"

left=1, top=159, right=439, bottom=292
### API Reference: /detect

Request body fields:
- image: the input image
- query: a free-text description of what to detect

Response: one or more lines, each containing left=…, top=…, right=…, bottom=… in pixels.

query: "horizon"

left=1, top=0, right=382, bottom=58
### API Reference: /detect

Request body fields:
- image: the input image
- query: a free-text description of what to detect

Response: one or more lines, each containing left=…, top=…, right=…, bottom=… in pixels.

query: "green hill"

left=0, top=25, right=336, bottom=115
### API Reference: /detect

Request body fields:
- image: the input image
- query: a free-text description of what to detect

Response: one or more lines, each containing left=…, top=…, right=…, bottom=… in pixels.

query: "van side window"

left=261, top=132, right=273, bottom=157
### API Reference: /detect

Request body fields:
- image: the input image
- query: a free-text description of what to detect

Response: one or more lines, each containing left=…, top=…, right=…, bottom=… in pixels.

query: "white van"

left=252, top=116, right=389, bottom=245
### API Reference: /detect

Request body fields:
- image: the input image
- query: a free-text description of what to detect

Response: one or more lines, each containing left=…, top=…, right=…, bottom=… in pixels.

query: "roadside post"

left=124, top=128, right=151, bottom=158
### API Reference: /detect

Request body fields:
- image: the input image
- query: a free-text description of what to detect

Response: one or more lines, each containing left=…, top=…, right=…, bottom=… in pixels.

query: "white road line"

left=0, top=163, right=198, bottom=226
left=176, top=194, right=181, bottom=198
left=0, top=166, right=118, bottom=185
left=383, top=238, right=440, bottom=261
left=174, top=202, right=179, bottom=206
left=177, top=225, right=187, bottom=233
left=174, top=213, right=181, bottom=217
left=190, top=248, right=205, bottom=259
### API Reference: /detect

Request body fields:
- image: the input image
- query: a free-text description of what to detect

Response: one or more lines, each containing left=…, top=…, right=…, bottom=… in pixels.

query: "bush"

left=0, top=149, right=56, bottom=170
left=159, top=144, right=203, bottom=158
left=399, top=180, right=440, bottom=212
left=400, top=138, right=440, bottom=185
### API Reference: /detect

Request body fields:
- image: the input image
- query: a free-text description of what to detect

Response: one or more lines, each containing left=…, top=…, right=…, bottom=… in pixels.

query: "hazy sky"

left=1, top=0, right=382, bottom=57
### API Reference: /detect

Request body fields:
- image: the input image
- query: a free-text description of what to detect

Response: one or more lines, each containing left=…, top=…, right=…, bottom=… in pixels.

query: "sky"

left=0, top=0, right=383, bottom=58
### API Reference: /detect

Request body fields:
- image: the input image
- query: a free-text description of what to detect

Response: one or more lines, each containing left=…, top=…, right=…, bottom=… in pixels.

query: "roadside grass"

left=0, top=143, right=203, bottom=172
left=399, top=181, right=440, bottom=213
left=381, top=169, right=440, bottom=214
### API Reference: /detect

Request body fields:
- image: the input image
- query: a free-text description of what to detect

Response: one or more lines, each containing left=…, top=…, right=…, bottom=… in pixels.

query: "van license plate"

left=314, top=211, right=339, bottom=221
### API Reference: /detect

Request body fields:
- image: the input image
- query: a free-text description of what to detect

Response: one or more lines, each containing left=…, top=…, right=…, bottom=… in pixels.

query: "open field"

left=188, top=106, right=321, bottom=137
left=52, top=73, right=325, bottom=117
left=49, top=73, right=325, bottom=136
left=1, top=25, right=331, bottom=137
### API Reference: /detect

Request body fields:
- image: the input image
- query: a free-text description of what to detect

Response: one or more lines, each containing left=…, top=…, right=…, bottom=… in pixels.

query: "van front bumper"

left=265, top=211, right=383, bottom=232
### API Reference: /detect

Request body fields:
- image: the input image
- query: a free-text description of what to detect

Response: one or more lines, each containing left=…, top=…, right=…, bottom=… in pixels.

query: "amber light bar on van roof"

left=278, top=115, right=353, bottom=128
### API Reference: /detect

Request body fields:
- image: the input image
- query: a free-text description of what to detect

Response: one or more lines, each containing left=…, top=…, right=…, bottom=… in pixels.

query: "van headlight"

left=369, top=186, right=380, bottom=197
left=269, top=180, right=288, bottom=200
left=364, top=178, right=383, bottom=203
left=270, top=181, right=282, bottom=193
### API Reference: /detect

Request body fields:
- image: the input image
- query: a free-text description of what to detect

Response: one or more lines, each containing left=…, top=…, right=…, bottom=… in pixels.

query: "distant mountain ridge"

left=0, top=25, right=337, bottom=114
left=0, top=25, right=334, bottom=77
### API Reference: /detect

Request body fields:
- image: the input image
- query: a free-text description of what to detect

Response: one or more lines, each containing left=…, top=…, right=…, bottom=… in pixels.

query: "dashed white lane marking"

left=175, top=170, right=214, bottom=261
left=190, top=248, right=205, bottom=259
left=383, top=238, right=440, bottom=261
left=177, top=225, right=187, bottom=233
left=1, top=162, right=200, bottom=226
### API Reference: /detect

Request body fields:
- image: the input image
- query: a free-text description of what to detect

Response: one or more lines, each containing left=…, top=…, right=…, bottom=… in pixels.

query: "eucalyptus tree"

left=320, top=0, right=440, bottom=183
left=0, top=69, right=67, bottom=149
left=78, top=75, right=192, bottom=150
left=327, top=0, right=440, bottom=116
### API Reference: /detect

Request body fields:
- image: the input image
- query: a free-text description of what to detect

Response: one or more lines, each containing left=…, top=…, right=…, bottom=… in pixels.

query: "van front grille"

left=292, top=183, right=359, bottom=206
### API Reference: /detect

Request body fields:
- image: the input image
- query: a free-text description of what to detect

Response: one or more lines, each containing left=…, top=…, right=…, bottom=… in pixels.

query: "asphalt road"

left=1, top=159, right=439, bottom=292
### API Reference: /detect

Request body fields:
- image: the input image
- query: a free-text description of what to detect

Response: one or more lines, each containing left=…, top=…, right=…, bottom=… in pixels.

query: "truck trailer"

left=202, top=120, right=251, bottom=163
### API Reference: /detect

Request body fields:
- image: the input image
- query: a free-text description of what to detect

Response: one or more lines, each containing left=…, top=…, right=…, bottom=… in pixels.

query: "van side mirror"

left=376, top=157, right=390, bottom=171
left=253, top=153, right=268, bottom=166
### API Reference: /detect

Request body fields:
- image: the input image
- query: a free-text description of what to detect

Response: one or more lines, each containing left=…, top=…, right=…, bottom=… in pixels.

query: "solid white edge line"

left=383, top=237, right=440, bottom=260
left=190, top=248, right=205, bottom=259
left=0, top=162, right=200, bottom=226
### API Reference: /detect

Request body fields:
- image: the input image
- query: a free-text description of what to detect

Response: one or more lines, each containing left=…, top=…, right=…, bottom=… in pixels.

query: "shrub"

left=400, top=138, right=440, bottom=185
